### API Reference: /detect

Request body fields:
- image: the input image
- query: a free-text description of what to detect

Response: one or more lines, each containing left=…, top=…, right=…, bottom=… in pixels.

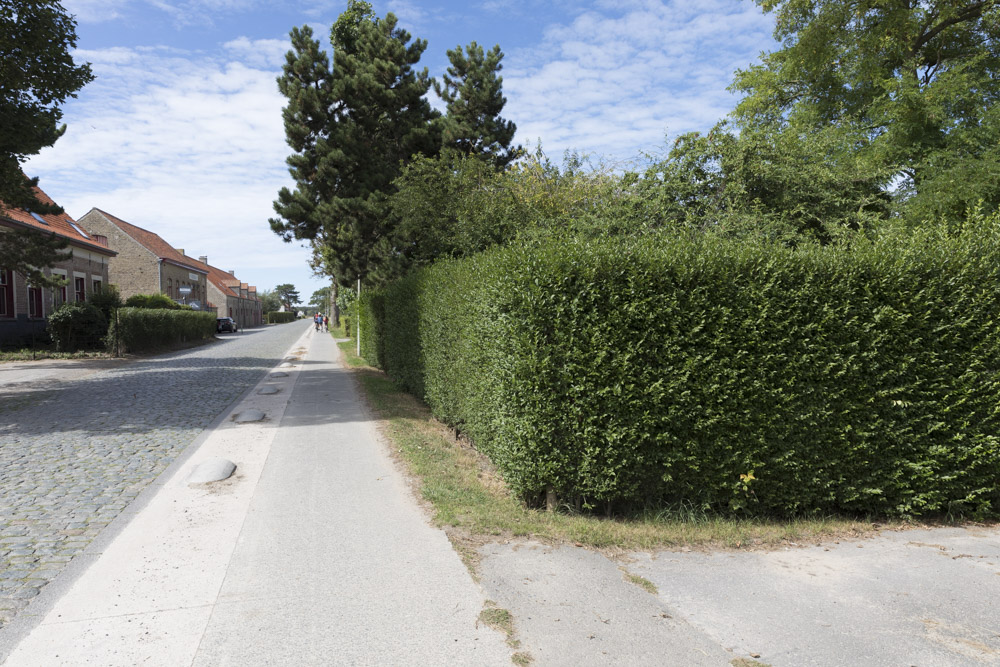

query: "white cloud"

left=503, top=0, right=776, bottom=162
left=223, top=37, right=292, bottom=69
left=62, top=0, right=132, bottom=23
left=26, top=42, right=324, bottom=295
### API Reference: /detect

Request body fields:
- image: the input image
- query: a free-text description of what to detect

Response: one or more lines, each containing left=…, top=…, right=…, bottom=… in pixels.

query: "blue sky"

left=27, top=0, right=778, bottom=303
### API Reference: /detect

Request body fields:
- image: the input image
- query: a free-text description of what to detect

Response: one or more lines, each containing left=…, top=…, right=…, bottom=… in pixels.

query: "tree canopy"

left=1, top=0, right=93, bottom=213
left=732, top=0, right=1000, bottom=223
left=308, top=286, right=331, bottom=310
left=271, top=3, right=527, bottom=287
left=273, top=283, right=300, bottom=310
left=435, top=41, right=520, bottom=169
left=1, top=0, right=92, bottom=287
left=270, top=1, right=439, bottom=287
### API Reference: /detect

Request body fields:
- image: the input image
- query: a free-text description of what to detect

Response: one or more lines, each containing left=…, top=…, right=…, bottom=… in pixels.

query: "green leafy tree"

left=270, top=1, right=439, bottom=287
left=632, top=123, right=890, bottom=242
left=257, top=288, right=282, bottom=313
left=732, top=0, right=1000, bottom=221
left=309, top=286, right=331, bottom=310
left=274, top=283, right=300, bottom=310
left=1, top=0, right=93, bottom=287
left=434, top=42, right=520, bottom=169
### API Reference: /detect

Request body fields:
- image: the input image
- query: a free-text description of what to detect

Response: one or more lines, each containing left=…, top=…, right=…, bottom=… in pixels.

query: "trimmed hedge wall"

left=359, top=220, right=1000, bottom=518
left=266, top=311, right=297, bottom=324
left=109, top=308, right=217, bottom=353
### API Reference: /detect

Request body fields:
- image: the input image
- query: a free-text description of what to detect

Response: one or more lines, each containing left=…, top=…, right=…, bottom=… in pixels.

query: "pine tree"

left=1, top=0, right=93, bottom=287
left=270, top=1, right=439, bottom=287
left=435, top=42, right=519, bottom=169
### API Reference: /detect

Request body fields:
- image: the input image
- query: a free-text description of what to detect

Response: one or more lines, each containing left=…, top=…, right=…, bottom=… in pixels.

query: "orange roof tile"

left=1, top=187, right=115, bottom=256
left=185, top=257, right=252, bottom=300
left=89, top=208, right=206, bottom=273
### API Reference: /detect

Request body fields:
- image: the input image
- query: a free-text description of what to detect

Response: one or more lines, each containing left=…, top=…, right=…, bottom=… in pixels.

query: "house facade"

left=76, top=208, right=209, bottom=308
left=195, top=257, right=263, bottom=329
left=1, top=188, right=116, bottom=345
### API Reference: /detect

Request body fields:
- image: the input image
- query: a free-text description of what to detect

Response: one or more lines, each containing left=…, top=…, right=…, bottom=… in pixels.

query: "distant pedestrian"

left=323, top=315, right=329, bottom=332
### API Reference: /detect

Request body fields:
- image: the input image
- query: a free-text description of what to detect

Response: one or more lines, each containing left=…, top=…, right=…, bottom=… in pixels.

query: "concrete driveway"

left=478, top=525, right=1000, bottom=666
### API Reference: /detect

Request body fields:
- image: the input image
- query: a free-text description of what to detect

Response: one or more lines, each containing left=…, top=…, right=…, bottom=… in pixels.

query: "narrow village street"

left=0, top=321, right=998, bottom=666
left=0, top=322, right=311, bottom=626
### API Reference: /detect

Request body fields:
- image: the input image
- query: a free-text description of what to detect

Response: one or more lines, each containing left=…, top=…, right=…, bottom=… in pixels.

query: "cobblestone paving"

left=0, top=322, right=311, bottom=626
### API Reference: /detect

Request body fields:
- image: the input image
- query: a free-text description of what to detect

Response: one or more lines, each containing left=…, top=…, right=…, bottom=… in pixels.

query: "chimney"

left=229, top=270, right=235, bottom=276
left=199, top=255, right=208, bottom=265
left=177, top=249, right=185, bottom=255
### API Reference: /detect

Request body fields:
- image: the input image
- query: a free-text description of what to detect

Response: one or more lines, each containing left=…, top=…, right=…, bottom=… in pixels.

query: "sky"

left=26, top=0, right=779, bottom=303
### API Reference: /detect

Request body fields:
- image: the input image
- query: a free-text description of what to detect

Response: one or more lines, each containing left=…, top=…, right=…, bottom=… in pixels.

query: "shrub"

left=265, top=311, right=296, bottom=324
left=88, top=285, right=123, bottom=321
left=108, top=308, right=216, bottom=353
left=47, top=303, right=107, bottom=351
left=359, top=216, right=1000, bottom=518
left=124, top=293, right=183, bottom=309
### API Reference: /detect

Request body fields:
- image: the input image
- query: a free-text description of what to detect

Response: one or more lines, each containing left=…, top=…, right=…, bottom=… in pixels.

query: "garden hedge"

left=359, top=219, right=1000, bottom=518
left=108, top=308, right=217, bottom=354
left=266, top=311, right=297, bottom=324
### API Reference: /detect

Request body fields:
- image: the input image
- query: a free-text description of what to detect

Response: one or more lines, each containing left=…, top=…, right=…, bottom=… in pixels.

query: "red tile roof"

left=187, top=259, right=259, bottom=302
left=1, top=187, right=115, bottom=256
left=88, top=208, right=207, bottom=273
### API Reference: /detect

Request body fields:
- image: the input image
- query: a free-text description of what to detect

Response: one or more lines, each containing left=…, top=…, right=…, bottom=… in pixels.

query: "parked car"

left=217, top=317, right=238, bottom=333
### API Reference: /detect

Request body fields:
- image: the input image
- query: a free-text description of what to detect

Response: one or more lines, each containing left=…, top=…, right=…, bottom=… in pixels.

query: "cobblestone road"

left=0, top=322, right=311, bottom=626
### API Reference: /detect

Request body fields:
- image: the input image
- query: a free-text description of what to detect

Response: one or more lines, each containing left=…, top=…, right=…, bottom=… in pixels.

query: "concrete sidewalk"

left=2, top=327, right=511, bottom=665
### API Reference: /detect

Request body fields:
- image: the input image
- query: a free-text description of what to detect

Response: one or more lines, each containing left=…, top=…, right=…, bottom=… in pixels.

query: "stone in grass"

left=234, top=409, right=266, bottom=423
left=186, top=458, right=237, bottom=485
left=258, top=386, right=280, bottom=395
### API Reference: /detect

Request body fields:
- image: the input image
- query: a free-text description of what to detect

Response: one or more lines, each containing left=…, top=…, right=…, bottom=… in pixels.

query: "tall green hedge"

left=266, top=311, right=297, bottom=324
left=359, top=219, right=1000, bottom=518
left=108, top=308, right=217, bottom=354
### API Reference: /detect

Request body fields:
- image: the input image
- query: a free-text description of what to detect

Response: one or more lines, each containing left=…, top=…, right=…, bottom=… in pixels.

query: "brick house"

left=1, top=188, right=116, bottom=345
left=194, top=256, right=263, bottom=329
left=76, top=208, right=209, bottom=308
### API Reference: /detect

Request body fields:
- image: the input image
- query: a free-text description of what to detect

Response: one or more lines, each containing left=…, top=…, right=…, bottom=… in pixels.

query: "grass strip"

left=336, top=339, right=901, bottom=552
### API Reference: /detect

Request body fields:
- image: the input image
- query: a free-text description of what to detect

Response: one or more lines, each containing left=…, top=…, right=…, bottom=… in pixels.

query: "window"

left=75, top=277, right=85, bottom=302
left=53, top=283, right=67, bottom=307
left=0, top=269, right=12, bottom=318
left=92, top=279, right=102, bottom=294
left=28, top=287, right=43, bottom=318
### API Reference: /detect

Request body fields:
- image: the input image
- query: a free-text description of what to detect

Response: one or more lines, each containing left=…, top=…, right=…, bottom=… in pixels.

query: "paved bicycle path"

left=2, top=326, right=511, bottom=665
